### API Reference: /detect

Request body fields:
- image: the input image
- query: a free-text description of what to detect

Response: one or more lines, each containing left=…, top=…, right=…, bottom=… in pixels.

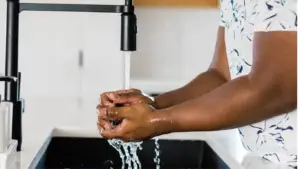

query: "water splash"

left=107, top=52, right=144, bottom=169
left=108, top=139, right=125, bottom=169
left=108, top=139, right=143, bottom=169
left=129, top=142, right=143, bottom=169
left=154, top=138, right=161, bottom=169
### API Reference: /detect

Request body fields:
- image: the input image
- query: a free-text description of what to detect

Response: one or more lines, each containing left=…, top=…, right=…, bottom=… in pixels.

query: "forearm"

left=154, top=68, right=228, bottom=109
left=152, top=75, right=296, bottom=134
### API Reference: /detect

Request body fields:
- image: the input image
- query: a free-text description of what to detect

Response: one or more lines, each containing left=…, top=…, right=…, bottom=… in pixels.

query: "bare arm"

left=154, top=27, right=230, bottom=109
left=152, top=32, right=297, bottom=134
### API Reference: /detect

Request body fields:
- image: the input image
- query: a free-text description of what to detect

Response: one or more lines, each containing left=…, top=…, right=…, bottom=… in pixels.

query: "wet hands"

left=97, top=89, right=157, bottom=141
left=97, top=103, right=156, bottom=141
left=99, top=89, right=158, bottom=109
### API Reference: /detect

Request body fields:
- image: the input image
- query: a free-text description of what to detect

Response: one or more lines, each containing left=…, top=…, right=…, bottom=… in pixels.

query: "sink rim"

left=28, top=127, right=209, bottom=169
left=50, top=126, right=208, bottom=141
left=28, top=127, right=242, bottom=169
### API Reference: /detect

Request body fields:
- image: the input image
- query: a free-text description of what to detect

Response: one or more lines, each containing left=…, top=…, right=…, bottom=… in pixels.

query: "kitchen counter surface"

left=15, top=98, right=295, bottom=169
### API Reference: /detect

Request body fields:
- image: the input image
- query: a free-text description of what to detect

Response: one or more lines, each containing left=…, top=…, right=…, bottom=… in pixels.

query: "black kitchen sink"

left=32, top=137, right=229, bottom=169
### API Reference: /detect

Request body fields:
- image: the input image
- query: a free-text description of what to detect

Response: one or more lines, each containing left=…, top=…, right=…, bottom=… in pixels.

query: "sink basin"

left=31, top=137, right=228, bottom=169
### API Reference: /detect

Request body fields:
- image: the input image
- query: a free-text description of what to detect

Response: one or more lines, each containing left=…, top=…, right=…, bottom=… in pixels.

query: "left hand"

left=97, top=103, right=156, bottom=142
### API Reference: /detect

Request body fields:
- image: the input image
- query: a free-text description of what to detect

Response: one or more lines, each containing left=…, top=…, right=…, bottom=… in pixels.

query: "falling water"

left=154, top=138, right=161, bottom=169
left=123, top=52, right=131, bottom=90
left=107, top=52, right=143, bottom=169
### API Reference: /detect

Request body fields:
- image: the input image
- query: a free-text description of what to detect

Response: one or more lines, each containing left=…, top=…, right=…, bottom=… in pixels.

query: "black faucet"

left=3, top=0, right=137, bottom=151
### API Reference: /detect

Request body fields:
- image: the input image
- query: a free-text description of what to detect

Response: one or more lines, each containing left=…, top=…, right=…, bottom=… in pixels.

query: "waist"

left=238, top=111, right=297, bottom=164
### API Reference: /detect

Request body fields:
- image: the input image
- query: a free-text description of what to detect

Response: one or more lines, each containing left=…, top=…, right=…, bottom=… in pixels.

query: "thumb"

left=101, top=128, right=122, bottom=139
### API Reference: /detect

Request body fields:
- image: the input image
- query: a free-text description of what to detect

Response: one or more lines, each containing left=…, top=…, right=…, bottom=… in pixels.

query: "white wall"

left=132, top=7, right=220, bottom=83
left=0, top=2, right=220, bottom=128
left=0, top=3, right=220, bottom=100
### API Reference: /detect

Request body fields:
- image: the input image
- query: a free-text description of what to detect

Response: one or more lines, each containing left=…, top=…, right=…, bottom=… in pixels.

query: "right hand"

left=97, top=89, right=157, bottom=132
left=99, top=89, right=158, bottom=109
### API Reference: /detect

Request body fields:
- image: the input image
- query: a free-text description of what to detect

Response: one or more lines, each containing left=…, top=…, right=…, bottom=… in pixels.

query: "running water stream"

left=106, top=52, right=160, bottom=169
left=107, top=52, right=143, bottom=169
left=154, top=138, right=161, bottom=169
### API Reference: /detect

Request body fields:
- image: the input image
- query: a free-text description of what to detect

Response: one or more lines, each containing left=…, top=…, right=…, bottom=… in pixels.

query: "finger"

left=105, top=107, right=130, bottom=120
left=100, top=89, right=141, bottom=107
left=97, top=118, right=113, bottom=130
left=100, top=91, right=133, bottom=107
left=97, top=104, right=106, bottom=116
left=115, top=89, right=141, bottom=94
left=97, top=123, right=104, bottom=135
left=96, top=104, right=105, bottom=113
left=113, top=92, right=143, bottom=105
left=113, top=89, right=140, bottom=102
left=97, top=105, right=123, bottom=120
left=101, top=128, right=122, bottom=139
left=100, top=92, right=114, bottom=107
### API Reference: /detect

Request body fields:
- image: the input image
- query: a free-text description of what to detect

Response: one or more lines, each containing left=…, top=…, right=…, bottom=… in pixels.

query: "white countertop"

left=14, top=97, right=295, bottom=169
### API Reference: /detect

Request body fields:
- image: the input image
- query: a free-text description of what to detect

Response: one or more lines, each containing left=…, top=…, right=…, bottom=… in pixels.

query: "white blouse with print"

left=219, top=0, right=297, bottom=167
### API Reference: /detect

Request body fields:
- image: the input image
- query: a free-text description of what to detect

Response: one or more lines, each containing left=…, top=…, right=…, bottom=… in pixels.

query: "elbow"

left=279, top=88, right=297, bottom=111
left=248, top=73, right=297, bottom=114
left=209, top=68, right=230, bottom=83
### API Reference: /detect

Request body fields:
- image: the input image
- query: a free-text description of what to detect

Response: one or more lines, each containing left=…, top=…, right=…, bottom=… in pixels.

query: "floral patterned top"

left=219, top=0, right=297, bottom=167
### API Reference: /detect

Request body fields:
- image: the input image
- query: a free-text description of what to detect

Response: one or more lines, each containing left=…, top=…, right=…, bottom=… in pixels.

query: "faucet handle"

left=0, top=72, right=22, bottom=101
left=20, top=98, right=25, bottom=113
left=0, top=76, right=18, bottom=83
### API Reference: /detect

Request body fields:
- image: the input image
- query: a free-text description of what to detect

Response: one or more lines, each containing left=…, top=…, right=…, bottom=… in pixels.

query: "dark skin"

left=97, top=27, right=229, bottom=132
left=97, top=28, right=297, bottom=142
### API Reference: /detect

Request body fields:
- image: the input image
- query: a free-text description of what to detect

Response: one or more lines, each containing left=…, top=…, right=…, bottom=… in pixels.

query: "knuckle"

left=114, top=110, right=119, bottom=116
left=107, top=108, right=117, bottom=117
left=105, top=109, right=109, bottom=116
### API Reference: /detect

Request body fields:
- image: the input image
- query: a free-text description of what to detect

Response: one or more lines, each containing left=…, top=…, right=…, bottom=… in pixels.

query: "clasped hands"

left=97, top=89, right=158, bottom=142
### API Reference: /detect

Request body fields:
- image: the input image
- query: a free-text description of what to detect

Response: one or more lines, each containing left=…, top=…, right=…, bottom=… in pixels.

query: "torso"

left=220, top=0, right=297, bottom=166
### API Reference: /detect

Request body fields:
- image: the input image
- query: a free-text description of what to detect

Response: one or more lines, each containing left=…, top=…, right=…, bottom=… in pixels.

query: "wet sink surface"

left=34, top=137, right=228, bottom=169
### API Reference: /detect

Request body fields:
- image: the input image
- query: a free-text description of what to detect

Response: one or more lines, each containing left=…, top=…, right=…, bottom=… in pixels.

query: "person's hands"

left=97, top=103, right=157, bottom=141
left=100, top=89, right=158, bottom=109
left=97, top=88, right=160, bottom=141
